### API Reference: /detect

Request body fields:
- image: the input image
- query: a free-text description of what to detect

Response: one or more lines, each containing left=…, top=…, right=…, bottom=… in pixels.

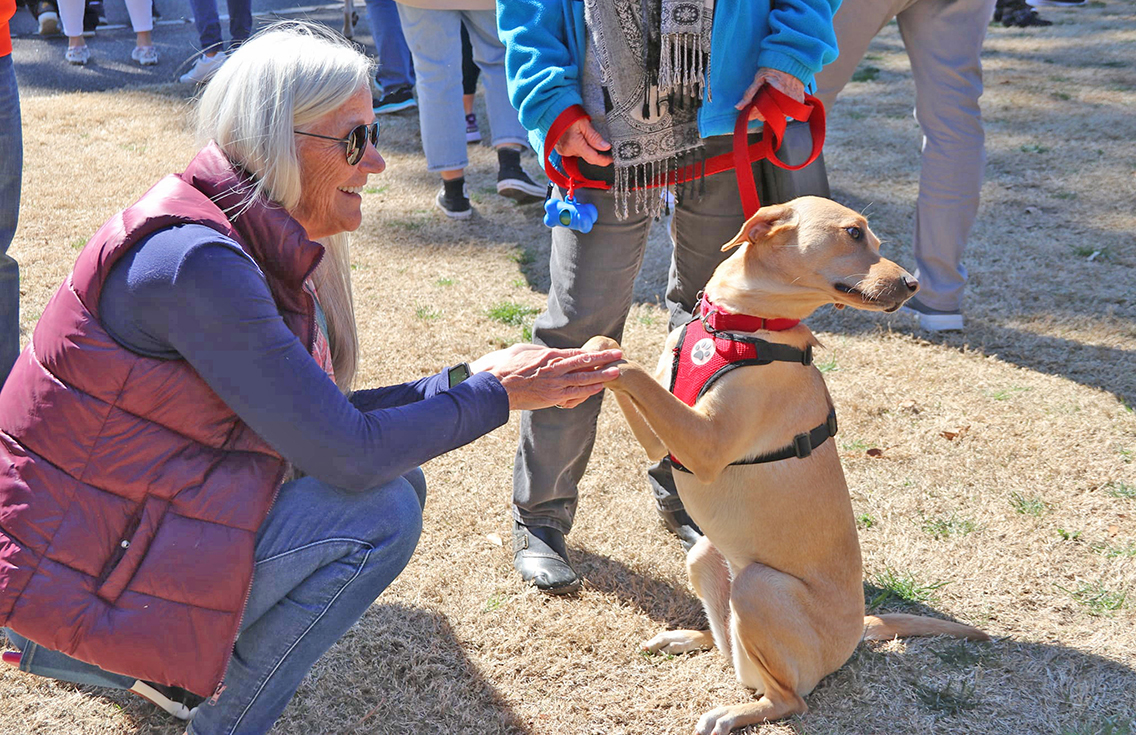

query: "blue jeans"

left=395, top=5, right=528, bottom=171
left=363, top=0, right=414, bottom=92
left=5, top=468, right=426, bottom=734
left=0, top=54, right=21, bottom=385
left=188, top=0, right=253, bottom=53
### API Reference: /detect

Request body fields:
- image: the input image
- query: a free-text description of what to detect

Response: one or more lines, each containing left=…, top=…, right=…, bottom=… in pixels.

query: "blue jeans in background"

left=5, top=468, right=427, bottom=735
left=0, top=54, right=22, bottom=385
left=395, top=5, right=528, bottom=171
left=188, top=0, right=253, bottom=53
left=363, top=0, right=414, bottom=93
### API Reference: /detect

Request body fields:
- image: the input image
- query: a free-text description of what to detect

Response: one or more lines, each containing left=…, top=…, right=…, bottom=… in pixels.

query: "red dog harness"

left=667, top=296, right=838, bottom=473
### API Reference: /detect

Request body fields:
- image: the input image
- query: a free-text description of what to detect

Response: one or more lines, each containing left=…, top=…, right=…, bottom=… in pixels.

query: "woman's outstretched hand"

left=470, top=343, right=623, bottom=411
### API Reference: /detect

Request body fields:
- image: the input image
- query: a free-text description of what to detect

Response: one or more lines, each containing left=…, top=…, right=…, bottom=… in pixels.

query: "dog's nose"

left=903, top=275, right=919, bottom=292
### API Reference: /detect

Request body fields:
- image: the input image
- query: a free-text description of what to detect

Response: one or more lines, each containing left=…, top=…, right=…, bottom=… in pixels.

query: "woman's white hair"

left=195, top=21, right=374, bottom=392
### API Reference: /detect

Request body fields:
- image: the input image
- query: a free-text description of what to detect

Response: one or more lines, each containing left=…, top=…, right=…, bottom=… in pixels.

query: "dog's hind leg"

left=642, top=536, right=730, bottom=655
left=694, top=562, right=831, bottom=734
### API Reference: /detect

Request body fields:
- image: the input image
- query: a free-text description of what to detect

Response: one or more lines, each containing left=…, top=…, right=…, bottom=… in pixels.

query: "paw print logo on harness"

left=690, top=338, right=716, bottom=366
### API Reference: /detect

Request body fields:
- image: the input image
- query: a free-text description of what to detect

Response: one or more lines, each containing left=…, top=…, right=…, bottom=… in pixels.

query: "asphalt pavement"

left=10, top=0, right=371, bottom=96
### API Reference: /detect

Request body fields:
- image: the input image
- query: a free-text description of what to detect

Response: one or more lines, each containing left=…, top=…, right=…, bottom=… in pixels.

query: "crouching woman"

left=0, top=22, right=620, bottom=735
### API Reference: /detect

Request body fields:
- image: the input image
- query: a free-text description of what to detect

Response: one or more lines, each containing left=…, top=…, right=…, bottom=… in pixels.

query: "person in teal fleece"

left=498, top=0, right=840, bottom=594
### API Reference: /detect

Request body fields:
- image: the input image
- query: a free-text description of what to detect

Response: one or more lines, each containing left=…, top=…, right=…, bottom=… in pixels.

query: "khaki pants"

left=814, top=0, right=997, bottom=311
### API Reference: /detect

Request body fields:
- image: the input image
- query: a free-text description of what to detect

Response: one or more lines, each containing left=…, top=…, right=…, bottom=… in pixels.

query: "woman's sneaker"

left=435, top=180, right=472, bottom=220
left=65, top=45, right=91, bottom=66
left=36, top=1, right=60, bottom=35
left=496, top=148, right=545, bottom=204
left=465, top=113, right=482, bottom=144
left=128, top=680, right=204, bottom=721
left=373, top=85, right=416, bottom=114
left=131, top=45, right=159, bottom=66
left=179, top=51, right=227, bottom=84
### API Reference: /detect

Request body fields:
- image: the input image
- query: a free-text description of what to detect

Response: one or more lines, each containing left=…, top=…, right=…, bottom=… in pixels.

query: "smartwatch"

left=447, top=362, right=472, bottom=389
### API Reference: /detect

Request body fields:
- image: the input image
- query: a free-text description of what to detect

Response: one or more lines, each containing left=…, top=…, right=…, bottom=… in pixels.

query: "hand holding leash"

left=736, top=68, right=806, bottom=121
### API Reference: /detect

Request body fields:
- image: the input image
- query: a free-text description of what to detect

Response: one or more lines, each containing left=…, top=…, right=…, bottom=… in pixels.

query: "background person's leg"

left=459, top=9, right=529, bottom=149
left=364, top=0, right=414, bottom=93
left=224, top=0, right=252, bottom=49
left=0, top=54, right=21, bottom=383
left=188, top=469, right=426, bottom=734
left=897, top=0, right=995, bottom=313
left=187, top=0, right=222, bottom=53
left=396, top=4, right=466, bottom=173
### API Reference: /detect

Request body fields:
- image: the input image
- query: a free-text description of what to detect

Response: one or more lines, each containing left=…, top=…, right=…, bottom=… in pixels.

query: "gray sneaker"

left=900, top=298, right=964, bottom=332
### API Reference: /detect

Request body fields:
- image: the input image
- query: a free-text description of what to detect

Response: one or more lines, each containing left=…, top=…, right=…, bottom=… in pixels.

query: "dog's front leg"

left=609, top=365, right=753, bottom=485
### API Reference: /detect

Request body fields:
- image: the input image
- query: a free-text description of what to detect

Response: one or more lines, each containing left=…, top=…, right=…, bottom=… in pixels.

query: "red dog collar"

left=700, top=295, right=799, bottom=333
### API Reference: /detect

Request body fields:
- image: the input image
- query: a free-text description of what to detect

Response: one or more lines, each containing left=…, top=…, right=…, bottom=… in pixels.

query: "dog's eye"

left=845, top=226, right=863, bottom=241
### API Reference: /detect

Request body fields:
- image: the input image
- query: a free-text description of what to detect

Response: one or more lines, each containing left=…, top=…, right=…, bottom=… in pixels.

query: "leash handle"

left=733, top=85, right=827, bottom=217
left=542, top=105, right=612, bottom=200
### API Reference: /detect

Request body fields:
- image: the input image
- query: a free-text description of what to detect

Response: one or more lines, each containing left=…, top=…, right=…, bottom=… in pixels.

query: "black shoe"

left=435, top=180, right=472, bottom=220
left=373, top=85, right=417, bottom=114
left=657, top=504, right=703, bottom=551
left=512, top=522, right=580, bottom=594
left=496, top=148, right=545, bottom=203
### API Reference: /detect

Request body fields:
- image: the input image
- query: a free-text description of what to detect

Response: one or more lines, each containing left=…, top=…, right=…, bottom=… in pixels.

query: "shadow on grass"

left=1, top=604, right=530, bottom=735
left=570, top=546, right=706, bottom=631
left=279, top=603, right=530, bottom=735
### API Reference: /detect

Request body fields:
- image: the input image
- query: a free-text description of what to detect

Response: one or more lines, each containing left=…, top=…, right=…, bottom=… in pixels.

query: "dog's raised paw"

left=641, top=629, right=714, bottom=654
left=582, top=335, right=620, bottom=352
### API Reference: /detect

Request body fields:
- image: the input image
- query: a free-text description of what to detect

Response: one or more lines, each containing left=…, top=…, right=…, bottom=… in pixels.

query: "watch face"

left=448, top=363, right=471, bottom=389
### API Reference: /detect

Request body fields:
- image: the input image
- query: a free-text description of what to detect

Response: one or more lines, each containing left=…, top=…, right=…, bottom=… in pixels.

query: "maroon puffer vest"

left=0, top=143, right=324, bottom=697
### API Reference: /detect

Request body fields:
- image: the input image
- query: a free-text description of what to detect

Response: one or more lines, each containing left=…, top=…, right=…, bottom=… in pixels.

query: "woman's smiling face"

left=291, top=85, right=385, bottom=241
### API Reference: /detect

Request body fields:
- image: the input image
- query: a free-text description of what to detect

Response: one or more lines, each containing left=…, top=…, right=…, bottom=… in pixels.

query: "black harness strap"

left=672, top=409, right=838, bottom=474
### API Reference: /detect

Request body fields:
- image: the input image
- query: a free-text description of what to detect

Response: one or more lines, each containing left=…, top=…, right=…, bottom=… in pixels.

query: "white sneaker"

left=65, top=44, right=91, bottom=66
left=131, top=45, right=159, bottom=66
left=179, top=51, right=227, bottom=84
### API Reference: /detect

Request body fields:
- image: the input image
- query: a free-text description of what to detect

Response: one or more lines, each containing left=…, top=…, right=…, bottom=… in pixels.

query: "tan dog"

left=584, top=196, right=988, bottom=735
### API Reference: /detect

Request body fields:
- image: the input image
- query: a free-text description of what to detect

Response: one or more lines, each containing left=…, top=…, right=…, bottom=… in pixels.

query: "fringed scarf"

left=583, top=0, right=715, bottom=219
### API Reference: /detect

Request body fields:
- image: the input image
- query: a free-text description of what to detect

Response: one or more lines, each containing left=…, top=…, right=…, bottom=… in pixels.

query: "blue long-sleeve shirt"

left=497, top=0, right=841, bottom=161
left=99, top=224, right=510, bottom=491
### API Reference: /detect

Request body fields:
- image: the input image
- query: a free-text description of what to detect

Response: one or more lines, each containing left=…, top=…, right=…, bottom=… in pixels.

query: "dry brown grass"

left=4, top=4, right=1135, bottom=734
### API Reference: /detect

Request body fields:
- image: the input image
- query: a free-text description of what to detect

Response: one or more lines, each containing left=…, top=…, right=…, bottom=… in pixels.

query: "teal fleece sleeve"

left=759, top=0, right=843, bottom=87
left=497, top=0, right=587, bottom=160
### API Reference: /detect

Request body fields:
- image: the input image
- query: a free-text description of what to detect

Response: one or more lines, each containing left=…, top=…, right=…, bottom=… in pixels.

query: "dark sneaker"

left=497, top=165, right=545, bottom=204
left=657, top=503, right=704, bottom=551
left=899, top=298, right=965, bottom=332
left=465, top=113, right=482, bottom=144
left=373, top=85, right=416, bottom=114
left=435, top=183, right=472, bottom=220
left=128, top=680, right=204, bottom=721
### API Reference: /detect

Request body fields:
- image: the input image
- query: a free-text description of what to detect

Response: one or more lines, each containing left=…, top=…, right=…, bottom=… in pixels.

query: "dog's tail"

left=862, top=613, right=989, bottom=642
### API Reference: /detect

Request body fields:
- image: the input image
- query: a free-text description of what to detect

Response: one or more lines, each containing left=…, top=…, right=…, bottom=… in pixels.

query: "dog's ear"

left=721, top=204, right=793, bottom=251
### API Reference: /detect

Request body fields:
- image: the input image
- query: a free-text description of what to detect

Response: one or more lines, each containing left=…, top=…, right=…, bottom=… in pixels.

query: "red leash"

left=542, top=84, right=826, bottom=217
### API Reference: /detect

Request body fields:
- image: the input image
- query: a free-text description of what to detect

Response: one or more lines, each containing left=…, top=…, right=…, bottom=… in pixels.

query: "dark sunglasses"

left=294, top=121, right=380, bottom=165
